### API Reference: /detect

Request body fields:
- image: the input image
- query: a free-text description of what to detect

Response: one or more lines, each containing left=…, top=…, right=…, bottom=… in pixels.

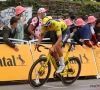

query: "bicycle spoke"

left=61, top=57, right=81, bottom=85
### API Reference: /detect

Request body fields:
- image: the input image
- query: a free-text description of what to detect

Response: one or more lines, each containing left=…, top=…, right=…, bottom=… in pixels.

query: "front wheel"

left=61, top=57, right=81, bottom=85
left=28, top=58, right=51, bottom=88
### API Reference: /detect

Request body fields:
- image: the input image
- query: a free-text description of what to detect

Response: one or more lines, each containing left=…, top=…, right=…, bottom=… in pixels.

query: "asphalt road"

left=0, top=79, right=100, bottom=90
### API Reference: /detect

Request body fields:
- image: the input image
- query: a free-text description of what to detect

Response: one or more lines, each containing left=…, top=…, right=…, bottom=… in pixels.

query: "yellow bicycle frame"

left=40, top=49, right=74, bottom=77
left=59, top=50, right=74, bottom=76
left=46, top=53, right=58, bottom=70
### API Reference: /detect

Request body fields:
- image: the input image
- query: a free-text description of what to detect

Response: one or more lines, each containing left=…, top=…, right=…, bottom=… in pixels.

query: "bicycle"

left=28, top=41, right=81, bottom=88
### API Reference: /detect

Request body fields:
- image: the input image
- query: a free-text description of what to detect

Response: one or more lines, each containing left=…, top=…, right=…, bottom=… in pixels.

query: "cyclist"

left=36, top=16, right=69, bottom=73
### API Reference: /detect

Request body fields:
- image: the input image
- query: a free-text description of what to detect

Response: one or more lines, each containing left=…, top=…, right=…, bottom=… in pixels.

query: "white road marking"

left=48, top=87, right=68, bottom=89
left=43, top=84, right=59, bottom=88
left=43, top=84, right=67, bottom=89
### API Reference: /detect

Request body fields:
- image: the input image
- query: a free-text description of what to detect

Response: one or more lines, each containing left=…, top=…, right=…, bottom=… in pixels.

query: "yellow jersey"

left=41, top=19, right=67, bottom=35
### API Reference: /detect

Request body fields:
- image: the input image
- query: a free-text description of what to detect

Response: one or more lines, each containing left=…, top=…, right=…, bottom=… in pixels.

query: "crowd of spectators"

left=0, top=5, right=100, bottom=51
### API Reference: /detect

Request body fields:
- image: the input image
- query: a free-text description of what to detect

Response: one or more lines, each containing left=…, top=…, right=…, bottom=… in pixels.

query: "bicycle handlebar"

left=37, top=44, right=50, bottom=52
left=36, top=41, right=76, bottom=52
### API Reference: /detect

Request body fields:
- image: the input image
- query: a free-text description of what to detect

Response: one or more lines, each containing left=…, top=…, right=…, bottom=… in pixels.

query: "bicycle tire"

left=28, top=58, right=51, bottom=88
left=61, top=57, right=81, bottom=85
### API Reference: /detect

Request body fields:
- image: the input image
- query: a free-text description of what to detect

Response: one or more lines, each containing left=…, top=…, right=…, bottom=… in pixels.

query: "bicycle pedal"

left=53, top=72, right=61, bottom=80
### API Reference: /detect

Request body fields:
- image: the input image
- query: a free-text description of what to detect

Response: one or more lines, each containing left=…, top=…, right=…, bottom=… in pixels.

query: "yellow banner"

left=0, top=43, right=97, bottom=81
left=64, top=45, right=97, bottom=76
left=32, top=44, right=97, bottom=77
left=0, top=44, right=33, bottom=81
left=93, top=47, right=100, bottom=74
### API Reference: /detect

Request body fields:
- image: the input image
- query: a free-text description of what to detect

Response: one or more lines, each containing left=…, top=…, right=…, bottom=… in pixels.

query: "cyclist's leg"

left=55, top=45, right=65, bottom=73
left=56, top=28, right=71, bottom=73
left=50, top=31, right=58, bottom=44
left=53, top=50, right=59, bottom=61
left=57, top=29, right=70, bottom=66
left=50, top=31, right=60, bottom=61
left=50, top=31, right=65, bottom=73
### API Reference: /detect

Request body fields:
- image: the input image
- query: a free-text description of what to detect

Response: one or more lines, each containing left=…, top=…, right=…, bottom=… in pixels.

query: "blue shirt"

left=80, top=24, right=91, bottom=40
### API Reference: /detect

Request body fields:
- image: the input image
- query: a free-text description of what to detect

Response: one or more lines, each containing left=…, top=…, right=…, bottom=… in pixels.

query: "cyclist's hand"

left=34, top=43, right=39, bottom=51
left=82, top=44, right=87, bottom=49
left=14, top=45, right=19, bottom=52
left=49, top=47, right=54, bottom=53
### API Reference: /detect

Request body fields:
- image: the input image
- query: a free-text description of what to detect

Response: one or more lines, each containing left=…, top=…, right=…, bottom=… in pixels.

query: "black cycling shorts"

left=50, top=28, right=70, bottom=45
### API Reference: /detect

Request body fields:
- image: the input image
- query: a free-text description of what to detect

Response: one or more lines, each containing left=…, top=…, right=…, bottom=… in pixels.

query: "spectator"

left=63, top=18, right=86, bottom=49
left=94, top=18, right=100, bottom=42
left=81, top=15, right=88, bottom=24
left=68, top=11, right=76, bottom=33
left=64, top=19, right=72, bottom=34
left=74, top=18, right=86, bottom=48
left=64, top=17, right=86, bottom=48
left=79, top=16, right=98, bottom=49
left=27, top=8, right=48, bottom=40
left=0, top=16, right=19, bottom=51
left=68, top=11, right=76, bottom=25
left=64, top=19, right=72, bottom=27
left=14, top=6, right=26, bottom=40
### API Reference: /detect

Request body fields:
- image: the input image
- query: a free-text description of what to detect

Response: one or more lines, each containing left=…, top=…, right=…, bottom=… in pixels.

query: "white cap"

left=37, top=8, right=48, bottom=13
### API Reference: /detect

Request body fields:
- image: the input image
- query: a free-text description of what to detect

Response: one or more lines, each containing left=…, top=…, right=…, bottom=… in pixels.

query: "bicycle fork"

left=37, top=54, right=52, bottom=75
left=34, top=56, right=50, bottom=84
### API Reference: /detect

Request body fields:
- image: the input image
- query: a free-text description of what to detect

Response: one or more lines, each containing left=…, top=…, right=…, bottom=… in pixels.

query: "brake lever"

left=37, top=46, right=41, bottom=52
